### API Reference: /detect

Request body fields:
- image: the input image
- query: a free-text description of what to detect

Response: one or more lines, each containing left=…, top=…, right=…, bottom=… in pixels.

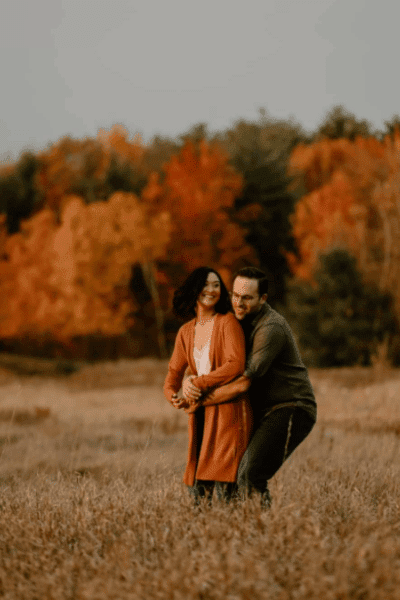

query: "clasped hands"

left=171, top=376, right=202, bottom=413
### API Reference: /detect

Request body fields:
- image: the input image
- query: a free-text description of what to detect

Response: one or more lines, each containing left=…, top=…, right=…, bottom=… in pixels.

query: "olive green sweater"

left=241, top=304, right=316, bottom=421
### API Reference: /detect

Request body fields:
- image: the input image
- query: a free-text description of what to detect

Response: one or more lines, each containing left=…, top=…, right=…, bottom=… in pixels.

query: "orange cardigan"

left=164, top=312, right=252, bottom=485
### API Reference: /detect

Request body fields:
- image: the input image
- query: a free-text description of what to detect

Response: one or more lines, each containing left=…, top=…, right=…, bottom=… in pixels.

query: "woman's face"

left=197, top=272, right=221, bottom=310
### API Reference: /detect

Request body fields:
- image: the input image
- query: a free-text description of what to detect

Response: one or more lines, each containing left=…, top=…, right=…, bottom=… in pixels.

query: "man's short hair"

left=234, top=267, right=269, bottom=297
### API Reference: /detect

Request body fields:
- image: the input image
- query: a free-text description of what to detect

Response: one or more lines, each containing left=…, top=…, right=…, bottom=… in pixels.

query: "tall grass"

left=0, top=360, right=400, bottom=599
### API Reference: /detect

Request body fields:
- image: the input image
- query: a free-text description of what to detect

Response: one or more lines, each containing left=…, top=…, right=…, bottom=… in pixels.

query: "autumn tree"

left=35, top=126, right=147, bottom=217
left=213, top=113, right=306, bottom=173
left=0, top=127, right=149, bottom=237
left=0, top=192, right=171, bottom=346
left=36, top=137, right=110, bottom=213
left=98, top=125, right=148, bottom=196
left=0, top=130, right=253, bottom=355
left=0, top=208, right=59, bottom=338
left=287, top=130, right=400, bottom=318
left=142, top=135, right=180, bottom=176
left=141, top=139, right=256, bottom=295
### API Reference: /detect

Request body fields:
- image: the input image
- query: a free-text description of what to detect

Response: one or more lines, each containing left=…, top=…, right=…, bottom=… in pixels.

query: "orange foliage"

left=36, top=126, right=145, bottom=214
left=0, top=162, right=14, bottom=177
left=142, top=140, right=256, bottom=286
left=288, top=130, right=400, bottom=311
left=37, top=137, right=110, bottom=212
left=97, top=124, right=145, bottom=165
left=0, top=210, right=59, bottom=337
left=0, top=193, right=171, bottom=339
left=286, top=170, right=360, bottom=281
left=0, top=134, right=250, bottom=342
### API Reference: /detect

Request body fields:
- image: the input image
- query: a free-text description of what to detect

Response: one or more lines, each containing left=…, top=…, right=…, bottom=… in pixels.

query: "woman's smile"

left=200, top=293, right=219, bottom=304
left=197, top=272, right=221, bottom=308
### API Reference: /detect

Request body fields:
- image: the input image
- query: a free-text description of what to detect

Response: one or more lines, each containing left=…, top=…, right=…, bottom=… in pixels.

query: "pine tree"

left=286, top=249, right=397, bottom=366
left=0, top=152, right=43, bottom=233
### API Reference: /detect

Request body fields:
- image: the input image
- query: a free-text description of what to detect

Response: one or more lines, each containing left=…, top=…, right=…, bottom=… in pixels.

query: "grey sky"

left=1, top=0, right=399, bottom=161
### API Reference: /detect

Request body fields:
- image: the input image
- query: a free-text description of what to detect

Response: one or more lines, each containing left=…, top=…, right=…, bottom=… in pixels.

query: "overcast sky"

left=1, top=0, right=400, bottom=161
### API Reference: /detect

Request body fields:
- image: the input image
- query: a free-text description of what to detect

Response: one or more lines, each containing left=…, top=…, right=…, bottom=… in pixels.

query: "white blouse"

left=193, top=339, right=212, bottom=376
left=193, top=318, right=215, bottom=376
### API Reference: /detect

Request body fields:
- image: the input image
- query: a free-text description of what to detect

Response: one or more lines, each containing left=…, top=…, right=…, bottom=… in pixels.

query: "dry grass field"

left=0, top=358, right=400, bottom=599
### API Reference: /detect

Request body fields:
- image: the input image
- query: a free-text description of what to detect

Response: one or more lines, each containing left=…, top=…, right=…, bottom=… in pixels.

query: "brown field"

left=0, top=358, right=400, bottom=599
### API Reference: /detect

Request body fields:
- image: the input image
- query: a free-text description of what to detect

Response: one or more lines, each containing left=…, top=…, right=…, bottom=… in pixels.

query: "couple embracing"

left=163, top=266, right=316, bottom=506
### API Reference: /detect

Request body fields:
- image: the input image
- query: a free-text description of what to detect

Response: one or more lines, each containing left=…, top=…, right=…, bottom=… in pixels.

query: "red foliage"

left=142, top=139, right=256, bottom=288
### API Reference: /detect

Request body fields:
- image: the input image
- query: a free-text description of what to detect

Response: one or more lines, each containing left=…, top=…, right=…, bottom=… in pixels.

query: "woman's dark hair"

left=173, top=267, right=232, bottom=320
left=234, top=267, right=269, bottom=297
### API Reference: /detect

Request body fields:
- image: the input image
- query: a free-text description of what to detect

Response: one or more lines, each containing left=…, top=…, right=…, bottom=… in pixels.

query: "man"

left=181, top=266, right=316, bottom=505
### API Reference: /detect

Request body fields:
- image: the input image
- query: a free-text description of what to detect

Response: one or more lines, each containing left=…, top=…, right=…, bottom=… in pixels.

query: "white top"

left=193, top=317, right=215, bottom=376
left=193, top=339, right=212, bottom=376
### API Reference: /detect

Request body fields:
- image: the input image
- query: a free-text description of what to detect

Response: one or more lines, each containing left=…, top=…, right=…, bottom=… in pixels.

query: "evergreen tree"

left=313, top=105, right=372, bottom=141
left=213, top=115, right=305, bottom=303
left=286, top=249, right=397, bottom=366
left=0, top=152, right=43, bottom=233
left=382, top=115, right=400, bottom=139
left=102, top=154, right=147, bottom=199
left=230, top=161, right=297, bottom=303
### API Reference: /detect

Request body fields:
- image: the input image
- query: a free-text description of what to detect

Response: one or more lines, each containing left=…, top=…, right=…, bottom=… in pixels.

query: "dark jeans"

left=236, top=406, right=315, bottom=502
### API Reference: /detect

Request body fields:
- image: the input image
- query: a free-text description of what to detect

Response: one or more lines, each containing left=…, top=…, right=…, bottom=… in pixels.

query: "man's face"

left=231, top=276, right=267, bottom=320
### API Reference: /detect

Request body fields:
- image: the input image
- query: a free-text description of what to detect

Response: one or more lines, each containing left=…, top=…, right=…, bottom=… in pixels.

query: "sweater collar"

left=242, top=302, right=271, bottom=330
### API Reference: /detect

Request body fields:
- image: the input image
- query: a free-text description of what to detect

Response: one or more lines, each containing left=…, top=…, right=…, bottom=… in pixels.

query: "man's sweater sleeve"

left=243, top=322, right=285, bottom=379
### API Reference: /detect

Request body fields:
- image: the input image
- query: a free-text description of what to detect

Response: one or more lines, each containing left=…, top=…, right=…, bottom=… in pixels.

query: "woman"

left=163, top=267, right=252, bottom=503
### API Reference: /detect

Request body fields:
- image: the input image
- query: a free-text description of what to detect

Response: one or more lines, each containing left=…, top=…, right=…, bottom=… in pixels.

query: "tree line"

left=1, top=105, right=400, bottom=365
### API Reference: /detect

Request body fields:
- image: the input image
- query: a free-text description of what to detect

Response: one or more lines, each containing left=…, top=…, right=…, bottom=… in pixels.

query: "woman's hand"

left=182, top=376, right=202, bottom=403
left=171, top=394, right=190, bottom=410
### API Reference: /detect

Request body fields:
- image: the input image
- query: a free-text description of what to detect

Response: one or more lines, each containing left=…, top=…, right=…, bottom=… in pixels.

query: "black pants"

left=236, top=407, right=315, bottom=501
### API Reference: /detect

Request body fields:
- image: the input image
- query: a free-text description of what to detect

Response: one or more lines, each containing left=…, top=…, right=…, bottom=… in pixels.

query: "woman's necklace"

left=196, top=314, right=216, bottom=326
left=194, top=313, right=215, bottom=352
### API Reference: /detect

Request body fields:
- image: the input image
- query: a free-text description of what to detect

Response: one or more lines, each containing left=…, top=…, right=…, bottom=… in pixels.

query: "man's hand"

left=201, top=376, right=251, bottom=407
left=182, top=376, right=202, bottom=403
